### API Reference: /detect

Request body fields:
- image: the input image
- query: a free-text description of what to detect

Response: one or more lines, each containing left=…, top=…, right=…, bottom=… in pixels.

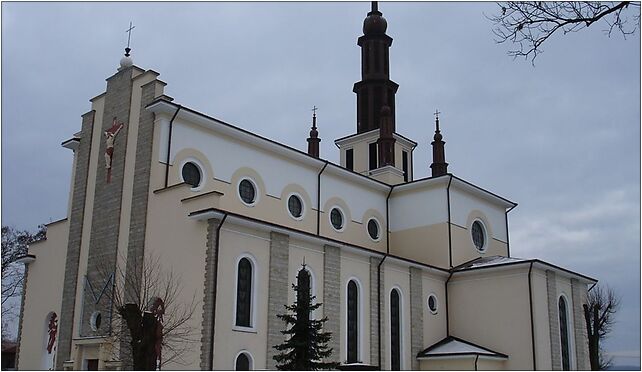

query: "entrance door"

left=86, top=359, right=99, bottom=370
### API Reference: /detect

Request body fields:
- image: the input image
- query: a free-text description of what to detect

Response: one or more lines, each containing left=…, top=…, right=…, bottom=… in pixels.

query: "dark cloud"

left=2, top=2, right=639, bottom=364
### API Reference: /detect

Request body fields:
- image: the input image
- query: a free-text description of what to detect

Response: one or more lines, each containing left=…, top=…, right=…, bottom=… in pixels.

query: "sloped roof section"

left=416, top=336, right=508, bottom=359
left=454, top=255, right=528, bottom=270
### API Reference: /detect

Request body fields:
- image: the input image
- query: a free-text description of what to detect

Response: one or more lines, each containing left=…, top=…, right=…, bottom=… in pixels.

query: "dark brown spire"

left=307, top=107, right=320, bottom=158
left=377, top=105, right=395, bottom=166
left=430, top=111, right=448, bottom=177
left=354, top=2, right=398, bottom=134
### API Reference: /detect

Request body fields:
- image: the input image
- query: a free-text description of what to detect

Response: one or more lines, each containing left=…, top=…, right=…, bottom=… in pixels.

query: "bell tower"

left=353, top=2, right=399, bottom=134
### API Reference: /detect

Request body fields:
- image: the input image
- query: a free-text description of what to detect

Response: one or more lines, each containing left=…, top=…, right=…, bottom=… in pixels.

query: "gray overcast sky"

left=2, top=1, right=640, bottom=365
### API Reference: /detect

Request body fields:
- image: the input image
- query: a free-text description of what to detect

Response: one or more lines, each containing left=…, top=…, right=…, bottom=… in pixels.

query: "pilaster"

left=547, top=270, right=561, bottom=370
left=369, top=256, right=384, bottom=368
left=199, top=218, right=223, bottom=370
left=266, top=231, right=290, bottom=369
left=571, top=279, right=590, bottom=370
left=409, top=266, right=423, bottom=370
left=323, top=245, right=341, bottom=364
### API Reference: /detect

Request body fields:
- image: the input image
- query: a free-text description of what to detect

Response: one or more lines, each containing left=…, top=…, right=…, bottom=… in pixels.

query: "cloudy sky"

left=2, top=1, right=639, bottom=366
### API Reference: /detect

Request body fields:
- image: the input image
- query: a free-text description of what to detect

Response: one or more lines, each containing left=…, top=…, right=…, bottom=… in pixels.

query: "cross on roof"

left=125, top=22, right=135, bottom=50
left=434, top=109, right=441, bottom=120
left=311, top=105, right=318, bottom=117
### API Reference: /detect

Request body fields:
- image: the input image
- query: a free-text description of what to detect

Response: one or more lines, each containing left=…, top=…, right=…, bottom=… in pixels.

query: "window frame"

left=558, top=294, right=575, bottom=370
left=366, top=217, right=381, bottom=242
left=233, top=254, right=258, bottom=332
left=345, top=277, right=363, bottom=364
left=237, top=177, right=259, bottom=207
left=286, top=192, right=305, bottom=221
left=329, top=206, right=346, bottom=232
left=233, top=350, right=254, bottom=371
left=427, top=293, right=438, bottom=315
left=470, top=219, right=488, bottom=253
left=179, top=158, right=206, bottom=191
left=389, top=286, right=404, bottom=370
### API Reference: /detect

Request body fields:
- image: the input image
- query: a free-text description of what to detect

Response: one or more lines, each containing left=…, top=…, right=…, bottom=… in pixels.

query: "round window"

left=367, top=219, right=380, bottom=240
left=288, top=195, right=303, bottom=218
left=182, top=162, right=201, bottom=187
left=471, top=220, right=486, bottom=251
left=90, top=311, right=102, bottom=331
left=330, top=208, right=344, bottom=230
left=427, top=294, right=438, bottom=314
left=239, top=179, right=257, bottom=205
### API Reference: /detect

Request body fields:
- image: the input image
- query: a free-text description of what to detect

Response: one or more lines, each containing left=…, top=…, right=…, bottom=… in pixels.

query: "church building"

left=16, top=3, right=596, bottom=370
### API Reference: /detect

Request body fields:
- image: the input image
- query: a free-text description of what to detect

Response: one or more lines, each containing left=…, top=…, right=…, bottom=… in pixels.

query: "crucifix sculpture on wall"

left=104, top=117, right=125, bottom=183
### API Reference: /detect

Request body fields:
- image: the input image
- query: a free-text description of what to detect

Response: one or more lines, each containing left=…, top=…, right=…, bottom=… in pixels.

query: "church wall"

left=531, top=269, right=553, bottom=370
left=382, top=261, right=412, bottom=370
left=449, top=186, right=508, bottom=242
left=144, top=182, right=213, bottom=369
left=421, top=272, right=448, bottom=351
left=554, top=275, right=580, bottom=370
left=419, top=357, right=507, bottom=370
left=449, top=267, right=534, bottom=370
left=288, top=241, right=325, bottom=320
left=389, top=223, right=450, bottom=268
left=212, top=224, right=271, bottom=370
left=18, top=220, right=68, bottom=370
left=339, top=250, right=372, bottom=364
left=450, top=224, right=508, bottom=267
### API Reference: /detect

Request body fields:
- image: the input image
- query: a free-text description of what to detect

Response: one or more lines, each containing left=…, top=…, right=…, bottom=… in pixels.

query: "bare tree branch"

left=583, top=284, right=620, bottom=370
left=489, top=2, right=640, bottom=63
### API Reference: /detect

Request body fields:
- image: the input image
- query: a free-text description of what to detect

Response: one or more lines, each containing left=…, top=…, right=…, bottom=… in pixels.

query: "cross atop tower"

left=125, top=22, right=135, bottom=57
left=434, top=109, right=441, bottom=132
left=311, top=105, right=318, bottom=118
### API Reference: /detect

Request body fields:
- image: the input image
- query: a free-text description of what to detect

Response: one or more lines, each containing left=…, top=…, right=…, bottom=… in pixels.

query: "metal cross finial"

left=312, top=105, right=318, bottom=117
left=434, top=109, right=441, bottom=132
left=125, top=21, right=136, bottom=50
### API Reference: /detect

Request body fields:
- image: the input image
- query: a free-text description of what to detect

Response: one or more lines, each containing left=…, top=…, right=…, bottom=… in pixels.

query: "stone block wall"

left=409, top=266, right=423, bottom=370
left=266, top=232, right=290, bottom=369
left=323, top=245, right=341, bottom=364
left=199, top=218, right=223, bottom=370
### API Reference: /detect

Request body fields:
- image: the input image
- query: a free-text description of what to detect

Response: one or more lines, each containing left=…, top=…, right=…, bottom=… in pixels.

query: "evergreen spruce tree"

left=273, top=265, right=340, bottom=370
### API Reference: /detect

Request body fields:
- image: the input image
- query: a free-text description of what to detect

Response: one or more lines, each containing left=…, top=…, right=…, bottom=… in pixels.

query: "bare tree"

left=583, top=284, right=620, bottom=370
left=489, top=2, right=641, bottom=62
left=98, top=253, right=198, bottom=370
left=1, top=225, right=46, bottom=319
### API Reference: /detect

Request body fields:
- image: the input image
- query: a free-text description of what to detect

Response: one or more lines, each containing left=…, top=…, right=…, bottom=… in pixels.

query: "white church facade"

left=16, top=3, right=596, bottom=370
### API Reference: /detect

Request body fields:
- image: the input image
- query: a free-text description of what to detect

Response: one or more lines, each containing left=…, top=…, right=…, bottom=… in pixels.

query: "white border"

left=470, top=219, right=488, bottom=253
left=237, top=177, right=260, bottom=207
left=344, top=277, right=364, bottom=363
left=89, top=311, right=102, bottom=332
left=388, top=286, right=405, bottom=370
left=286, top=192, right=305, bottom=221
left=366, top=217, right=382, bottom=242
left=232, top=253, right=258, bottom=333
left=233, top=350, right=254, bottom=370
left=179, top=157, right=206, bottom=192
left=427, top=293, right=438, bottom=315
left=329, top=205, right=346, bottom=232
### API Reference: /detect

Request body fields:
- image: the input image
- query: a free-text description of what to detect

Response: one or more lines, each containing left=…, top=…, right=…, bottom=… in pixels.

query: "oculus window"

left=427, top=294, right=438, bottom=314
left=181, top=162, right=201, bottom=187
left=330, top=208, right=344, bottom=230
left=471, top=220, right=486, bottom=252
left=239, top=179, right=257, bottom=205
left=367, top=218, right=380, bottom=240
left=287, top=195, right=303, bottom=219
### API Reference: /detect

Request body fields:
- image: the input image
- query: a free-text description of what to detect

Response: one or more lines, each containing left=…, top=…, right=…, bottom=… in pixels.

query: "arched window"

left=559, top=296, right=571, bottom=370
left=235, top=257, right=253, bottom=327
left=390, top=289, right=401, bottom=370
left=347, top=280, right=359, bottom=363
left=235, top=352, right=252, bottom=371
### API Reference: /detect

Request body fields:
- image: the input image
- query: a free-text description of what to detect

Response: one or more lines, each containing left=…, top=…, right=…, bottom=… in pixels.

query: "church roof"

left=453, top=255, right=597, bottom=284
left=416, top=336, right=508, bottom=360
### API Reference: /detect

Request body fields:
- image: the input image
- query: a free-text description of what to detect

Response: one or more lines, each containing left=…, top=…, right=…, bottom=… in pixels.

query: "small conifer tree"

left=273, top=265, right=340, bottom=370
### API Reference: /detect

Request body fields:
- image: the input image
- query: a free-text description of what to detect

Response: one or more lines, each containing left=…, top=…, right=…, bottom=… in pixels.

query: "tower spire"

left=353, top=2, right=398, bottom=134
left=119, top=22, right=135, bottom=70
left=430, top=110, right=448, bottom=177
left=307, top=106, right=321, bottom=158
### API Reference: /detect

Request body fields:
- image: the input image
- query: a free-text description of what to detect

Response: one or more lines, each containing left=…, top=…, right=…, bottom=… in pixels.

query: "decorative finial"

left=125, top=22, right=135, bottom=56
left=311, top=105, right=318, bottom=129
left=434, top=109, right=441, bottom=132
left=372, top=1, right=378, bottom=13
left=302, top=257, right=306, bottom=268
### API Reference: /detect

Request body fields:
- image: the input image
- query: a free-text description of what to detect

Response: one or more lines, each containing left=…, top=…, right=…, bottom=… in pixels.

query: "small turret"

left=307, top=107, right=321, bottom=158
left=430, top=111, right=448, bottom=177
